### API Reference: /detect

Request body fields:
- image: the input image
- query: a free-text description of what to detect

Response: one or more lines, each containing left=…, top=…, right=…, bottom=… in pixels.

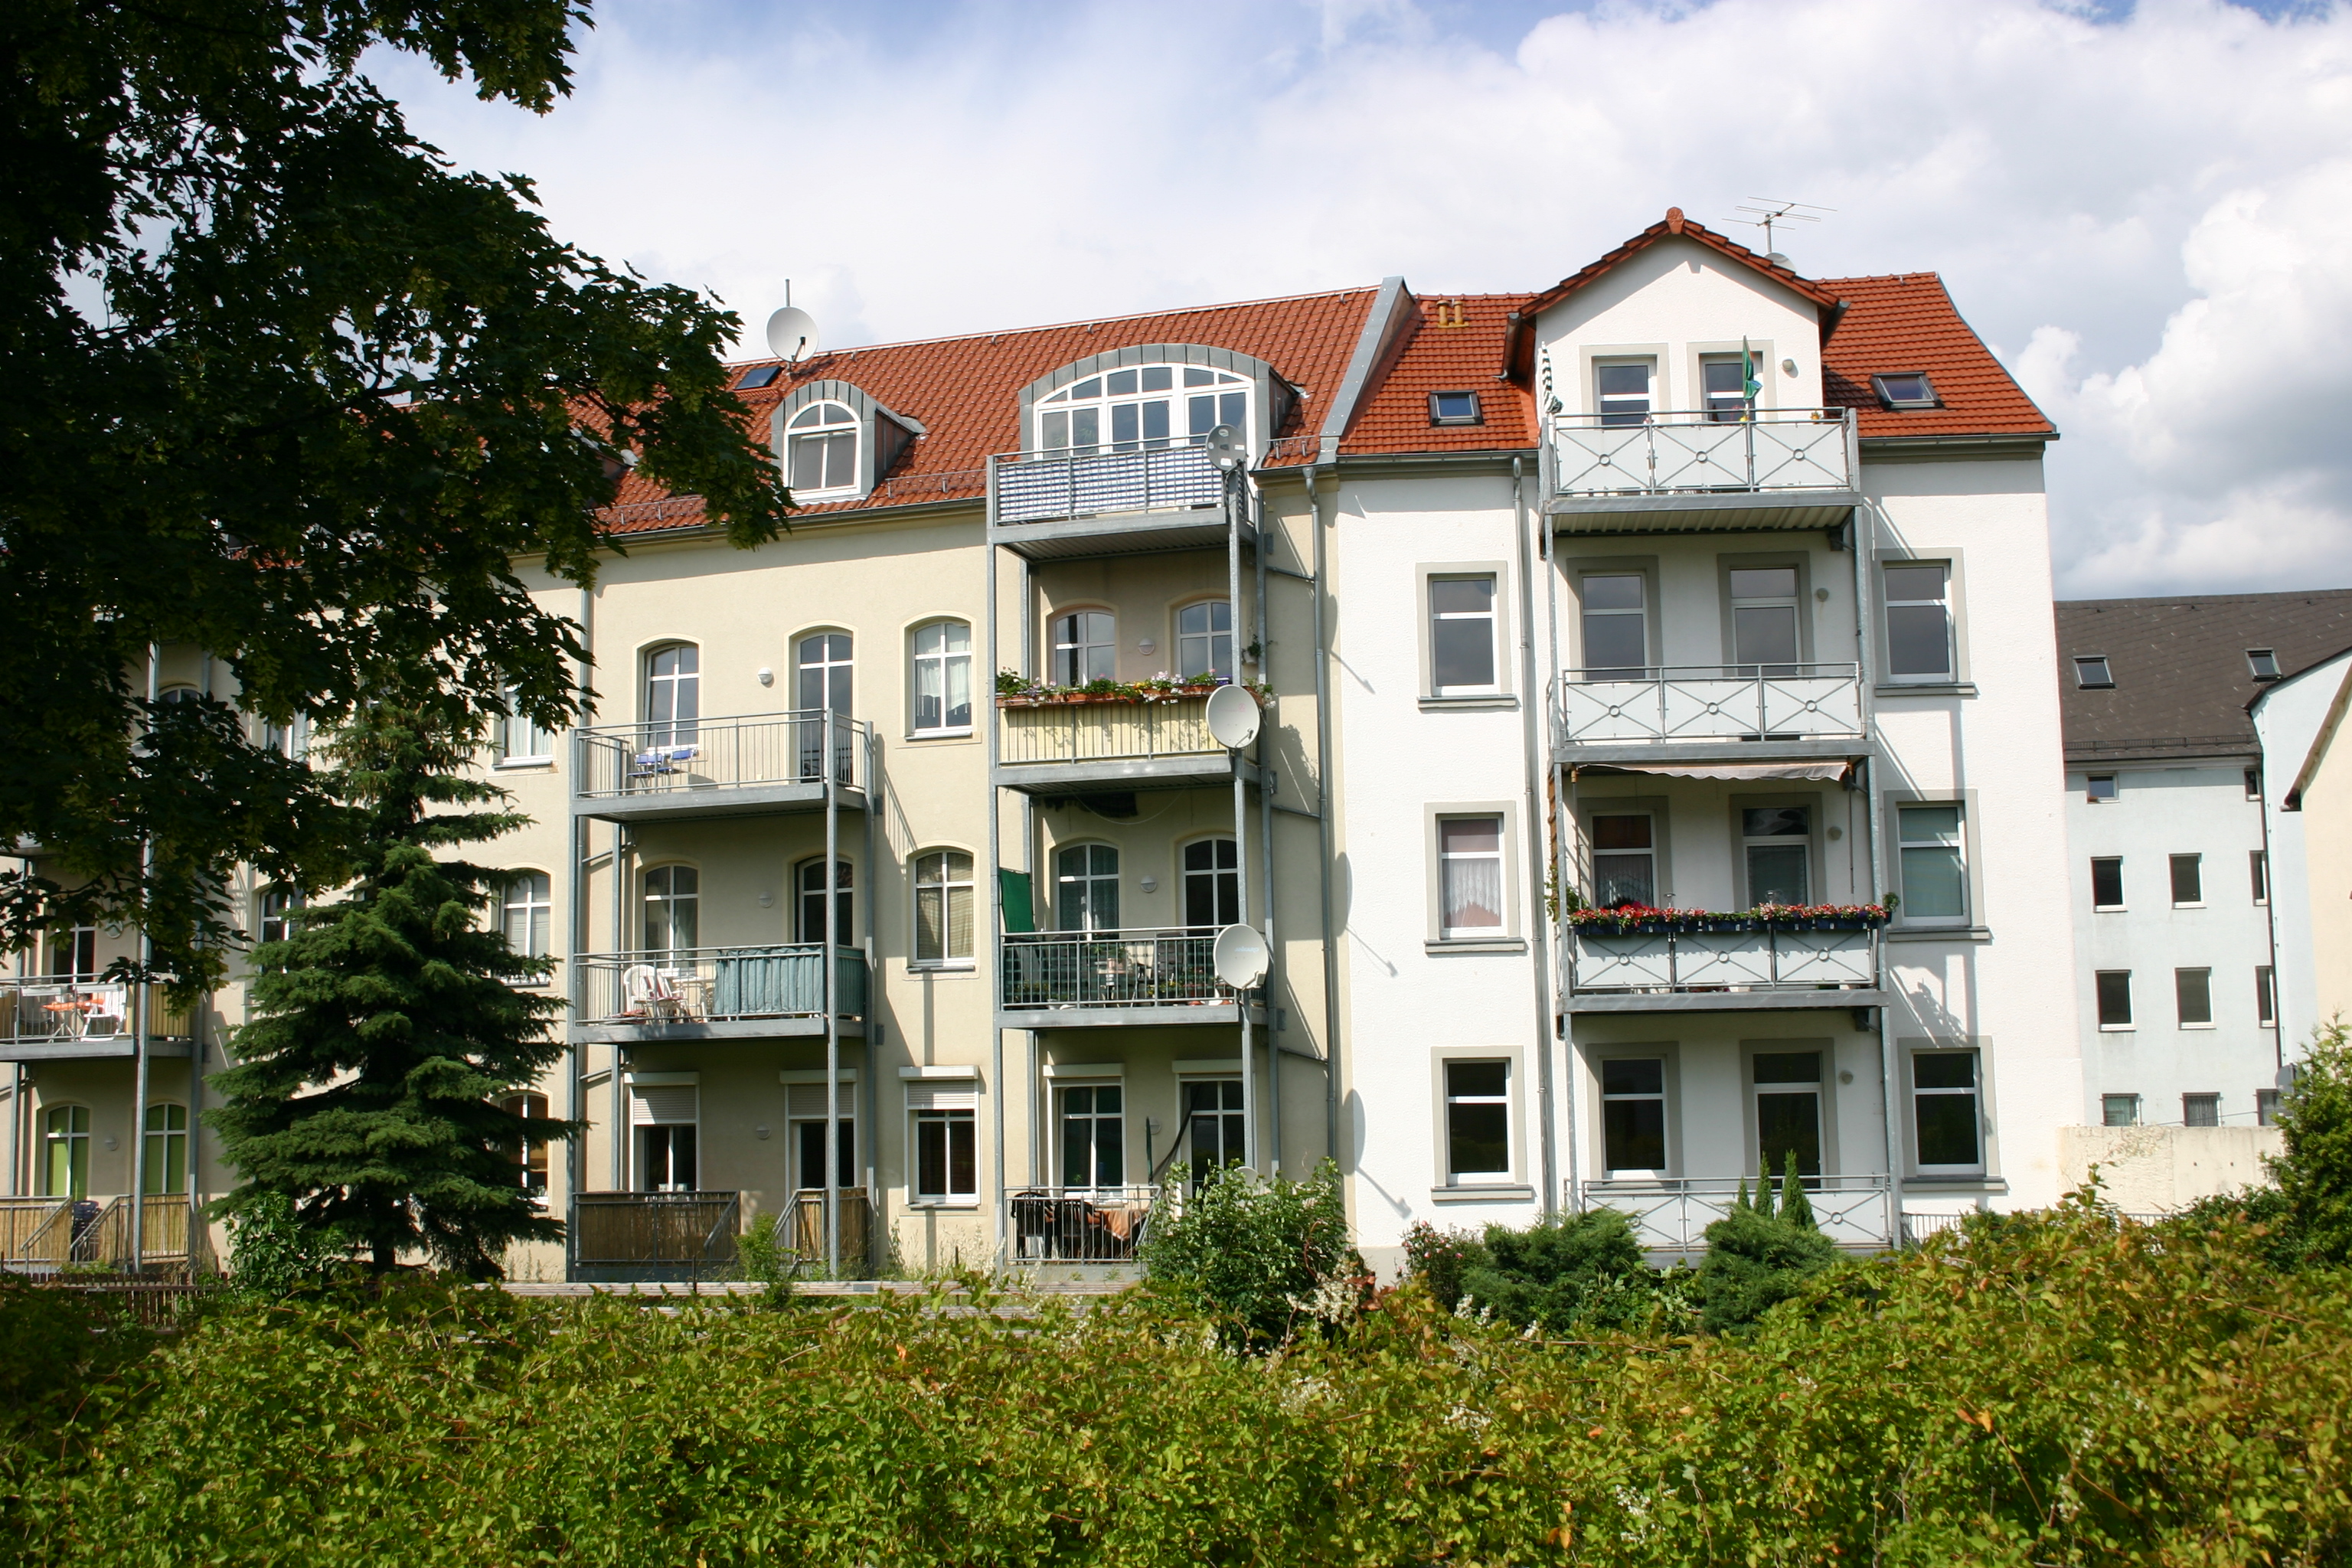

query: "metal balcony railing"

left=1, top=977, right=194, bottom=1044
left=999, top=929, right=1240, bottom=1011
left=1556, top=664, right=1864, bottom=746
left=997, top=694, right=1222, bottom=766
left=1008, top=1185, right=1161, bottom=1261
left=1550, top=407, right=1855, bottom=497
left=574, top=946, right=867, bottom=1027
left=991, top=443, right=1225, bottom=526
left=1576, top=1175, right=1895, bottom=1250
left=1569, top=926, right=1878, bottom=994
left=573, top=710, right=869, bottom=802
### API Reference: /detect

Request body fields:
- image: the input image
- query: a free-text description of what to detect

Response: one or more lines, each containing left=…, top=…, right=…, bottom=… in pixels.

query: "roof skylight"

left=1428, top=390, right=1482, bottom=426
left=2247, top=648, right=2281, bottom=681
left=1870, top=371, right=1937, bottom=410
left=737, top=365, right=783, bottom=390
left=2073, top=655, right=2114, bottom=689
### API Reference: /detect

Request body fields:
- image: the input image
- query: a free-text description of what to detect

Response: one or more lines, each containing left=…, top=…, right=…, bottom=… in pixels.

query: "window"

left=1896, top=805, right=1967, bottom=922
left=2170, top=854, right=2203, bottom=906
left=1600, top=1058, right=1667, bottom=1176
left=1578, top=574, right=1648, bottom=676
left=502, top=872, right=553, bottom=959
left=2256, top=1089, right=2282, bottom=1126
left=1058, top=1083, right=1124, bottom=1191
left=2086, top=774, right=2117, bottom=803
left=495, top=689, right=555, bottom=763
left=2245, top=769, right=2262, bottom=802
left=2096, top=970, right=2134, bottom=1029
left=1700, top=353, right=1756, bottom=422
left=643, top=864, right=699, bottom=952
left=795, top=631, right=854, bottom=780
left=2102, top=1094, right=2140, bottom=1128
left=1883, top=562, right=1954, bottom=681
left=629, top=1078, right=697, bottom=1192
left=1870, top=371, right=1938, bottom=410
left=1742, top=806, right=1811, bottom=906
left=913, top=851, right=975, bottom=965
left=2250, top=850, right=2268, bottom=906
left=797, top=859, right=853, bottom=943
left=41, top=1105, right=90, bottom=1199
left=1438, top=816, right=1504, bottom=936
left=911, top=620, right=972, bottom=735
left=1037, top=364, right=1246, bottom=455
left=2091, top=857, right=2125, bottom=910
left=257, top=714, right=307, bottom=758
left=737, top=364, right=782, bottom=390
left=913, top=1106, right=977, bottom=1200
left=1729, top=567, right=1802, bottom=675
left=1590, top=813, right=1657, bottom=909
left=2073, top=655, right=2113, bottom=688
left=1177, top=600, right=1234, bottom=684
left=790, top=1097, right=857, bottom=1191
left=2258, top=965, right=2276, bottom=1027
left=639, top=1125, right=697, bottom=1192
left=1182, top=838, right=1239, bottom=931
left=1055, top=844, right=1120, bottom=933
left=1051, top=611, right=1116, bottom=686
left=2175, top=968, right=2213, bottom=1027
left=644, top=644, right=700, bottom=749
left=502, top=1093, right=549, bottom=1194
left=1444, top=1060, right=1511, bottom=1181
left=2183, top=1093, right=2221, bottom=1128
left=50, top=924, right=98, bottom=980
left=1429, top=574, right=1498, bottom=694
left=788, top=401, right=858, bottom=492
left=1911, top=1054, right=1981, bottom=1173
left=1428, top=390, right=1482, bottom=425
left=142, top=1102, right=188, bottom=1195
left=1753, top=1052, right=1823, bottom=1178
left=2246, top=648, right=2281, bottom=681
left=1594, top=360, right=1653, bottom=426
left=256, top=889, right=299, bottom=947
left=1183, top=1079, right=1245, bottom=1188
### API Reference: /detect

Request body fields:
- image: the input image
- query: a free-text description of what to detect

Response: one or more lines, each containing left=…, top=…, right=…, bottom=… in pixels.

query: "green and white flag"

left=1742, top=337, right=1762, bottom=414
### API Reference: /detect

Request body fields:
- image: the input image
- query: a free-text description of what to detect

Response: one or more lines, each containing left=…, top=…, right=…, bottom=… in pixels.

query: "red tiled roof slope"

left=1521, top=207, right=1842, bottom=318
left=1815, top=272, right=2055, bottom=439
left=1338, top=293, right=1538, bottom=457
left=603, top=288, right=1377, bottom=534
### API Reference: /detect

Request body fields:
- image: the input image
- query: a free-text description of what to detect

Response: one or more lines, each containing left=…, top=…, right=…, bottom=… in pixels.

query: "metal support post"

left=823, top=702, right=841, bottom=1278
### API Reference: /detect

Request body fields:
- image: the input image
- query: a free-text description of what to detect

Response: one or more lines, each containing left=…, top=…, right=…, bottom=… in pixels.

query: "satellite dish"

left=765, top=305, right=819, bottom=363
left=1212, top=923, right=1269, bottom=990
left=1204, top=683, right=1260, bottom=750
left=1205, top=422, right=1246, bottom=472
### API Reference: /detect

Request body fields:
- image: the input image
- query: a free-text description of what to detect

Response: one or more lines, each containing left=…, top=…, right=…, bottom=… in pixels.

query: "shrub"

left=224, top=1190, right=343, bottom=1298
left=1455, top=1209, right=1654, bottom=1333
left=1400, top=1219, right=1486, bottom=1310
left=1694, top=1154, right=1838, bottom=1334
left=2274, top=1016, right=2352, bottom=1266
left=1138, top=1159, right=1361, bottom=1348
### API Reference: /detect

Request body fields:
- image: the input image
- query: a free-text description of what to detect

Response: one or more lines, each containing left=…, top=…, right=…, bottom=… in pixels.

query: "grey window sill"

left=906, top=1200, right=982, bottom=1211
left=1429, top=1184, right=1535, bottom=1204
left=1875, top=682, right=1977, bottom=697
left=1426, top=938, right=1527, bottom=955
left=907, top=730, right=975, bottom=743
left=2099, top=1024, right=2136, bottom=1034
left=493, top=758, right=557, bottom=770
left=1885, top=925, right=1991, bottom=943
left=907, top=962, right=977, bottom=975
left=1903, top=1177, right=2007, bottom=1193
left=1419, top=694, right=1517, bottom=711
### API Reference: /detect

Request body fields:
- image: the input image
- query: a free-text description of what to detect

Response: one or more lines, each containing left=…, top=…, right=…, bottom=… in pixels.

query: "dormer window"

left=1429, top=390, right=1482, bottom=426
left=2246, top=648, right=2281, bottom=681
left=2073, top=655, right=2113, bottom=689
left=789, top=402, right=858, bottom=494
left=1871, top=372, right=1938, bottom=410
left=1038, top=365, right=1247, bottom=456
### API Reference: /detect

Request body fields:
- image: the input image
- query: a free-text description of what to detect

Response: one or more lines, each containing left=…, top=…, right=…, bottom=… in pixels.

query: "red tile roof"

left=1332, top=292, right=1538, bottom=458
left=1815, top=272, right=2056, bottom=439
left=1521, top=207, right=1844, bottom=318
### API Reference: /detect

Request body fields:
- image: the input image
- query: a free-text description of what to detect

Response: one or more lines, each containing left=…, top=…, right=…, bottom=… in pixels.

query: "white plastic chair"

left=620, top=965, right=662, bottom=1018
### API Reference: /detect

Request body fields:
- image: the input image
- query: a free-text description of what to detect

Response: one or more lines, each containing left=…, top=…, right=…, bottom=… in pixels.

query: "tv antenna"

left=1733, top=198, right=1833, bottom=263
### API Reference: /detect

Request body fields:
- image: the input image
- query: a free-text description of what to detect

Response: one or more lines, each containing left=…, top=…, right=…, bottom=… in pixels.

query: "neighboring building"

left=2056, top=593, right=2352, bottom=1132
left=2252, top=642, right=2352, bottom=1052
left=4, top=208, right=2092, bottom=1279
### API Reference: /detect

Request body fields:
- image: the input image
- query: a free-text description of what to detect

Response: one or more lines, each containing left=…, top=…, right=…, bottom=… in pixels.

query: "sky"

left=374, top=0, right=2352, bottom=601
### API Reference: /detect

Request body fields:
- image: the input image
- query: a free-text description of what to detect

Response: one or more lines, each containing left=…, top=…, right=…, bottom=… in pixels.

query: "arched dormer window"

left=788, top=401, right=858, bottom=494
left=773, top=381, right=923, bottom=504
left=1037, top=364, right=1248, bottom=456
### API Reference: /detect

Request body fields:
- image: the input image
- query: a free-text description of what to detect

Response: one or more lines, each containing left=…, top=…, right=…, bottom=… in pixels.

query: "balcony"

left=1554, top=663, right=1865, bottom=763
left=570, top=1191, right=740, bottom=1282
left=998, top=929, right=1258, bottom=1030
left=572, top=946, right=867, bottom=1044
left=571, top=711, right=871, bottom=824
left=994, top=693, right=1254, bottom=795
left=1566, top=925, right=1883, bottom=1013
left=988, top=445, right=1247, bottom=559
left=1547, top=407, right=1858, bottom=531
left=1, top=1194, right=197, bottom=1269
left=1008, top=1185, right=1158, bottom=1262
left=1574, top=1175, right=1896, bottom=1253
left=0, top=978, right=194, bottom=1062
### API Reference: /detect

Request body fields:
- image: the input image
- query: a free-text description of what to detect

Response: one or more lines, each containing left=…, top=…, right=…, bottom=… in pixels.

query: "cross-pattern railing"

left=1550, top=407, right=1854, bottom=496
left=991, top=443, right=1226, bottom=525
left=1556, top=664, right=1864, bottom=746
left=1000, top=929, right=1238, bottom=1011
left=997, top=694, right=1221, bottom=766
left=1577, top=1175, right=1894, bottom=1250
left=573, top=710, right=869, bottom=802
left=1, top=977, right=193, bottom=1044
left=574, top=945, right=867, bottom=1027
left=1570, top=926, right=1877, bottom=994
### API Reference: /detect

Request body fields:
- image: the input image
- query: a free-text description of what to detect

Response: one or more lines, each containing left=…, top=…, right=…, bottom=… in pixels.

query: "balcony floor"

left=573, top=1014, right=865, bottom=1045
left=1546, top=488, right=1860, bottom=533
left=1557, top=737, right=1869, bottom=769
left=0, top=1037, right=194, bottom=1063
left=571, top=780, right=867, bottom=825
left=1566, top=987, right=1886, bottom=1014
left=998, top=1002, right=1263, bottom=1031
left=991, top=756, right=1257, bottom=797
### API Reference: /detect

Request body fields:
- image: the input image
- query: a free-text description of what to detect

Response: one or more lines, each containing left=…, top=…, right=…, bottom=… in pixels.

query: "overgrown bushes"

left=1136, top=1160, right=1361, bottom=1347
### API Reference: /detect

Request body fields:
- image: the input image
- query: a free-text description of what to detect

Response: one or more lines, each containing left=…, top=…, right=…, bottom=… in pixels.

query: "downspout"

left=1229, top=466, right=1258, bottom=1174
left=1307, top=462, right=1341, bottom=1165
left=1847, top=463, right=1898, bottom=1230
left=1512, top=458, right=1558, bottom=1217
left=1254, top=478, right=1279, bottom=1174
left=610, top=824, right=629, bottom=1191
left=569, top=583, right=593, bottom=1266
left=862, top=724, right=877, bottom=1269
left=822, top=704, right=841, bottom=1276
left=1543, top=435, right=1576, bottom=1213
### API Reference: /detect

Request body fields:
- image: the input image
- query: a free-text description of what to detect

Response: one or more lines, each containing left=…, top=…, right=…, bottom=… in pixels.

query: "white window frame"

left=1053, top=842, right=1120, bottom=934
left=494, top=688, right=556, bottom=766
left=2101, top=1093, right=2140, bottom=1128
left=1055, top=1080, right=1126, bottom=1192
left=1894, top=802, right=1968, bottom=926
left=2085, top=773, right=2118, bottom=803
left=911, top=849, right=975, bottom=969
left=1440, top=1057, right=1514, bottom=1185
left=2250, top=849, right=2269, bottom=906
left=786, top=400, right=860, bottom=496
left=910, top=619, right=973, bottom=737
left=1592, top=356, right=1655, bottom=426
left=643, top=643, right=700, bottom=748
left=2090, top=856, right=2125, bottom=912
left=256, top=888, right=300, bottom=947
left=1576, top=570, right=1651, bottom=678
left=501, top=871, right=554, bottom=962
left=141, top=1100, right=189, bottom=1196
left=642, top=864, right=699, bottom=953
left=628, top=1073, right=700, bottom=1194
left=1881, top=560, right=1955, bottom=684
left=2170, top=853, right=2204, bottom=908
left=1597, top=1054, right=1670, bottom=1178
left=2257, top=965, right=2276, bottom=1027
left=2175, top=967, right=2215, bottom=1029
left=1035, top=362, right=1249, bottom=455
left=1175, top=599, right=1234, bottom=685
left=1587, top=808, right=1658, bottom=911
left=1050, top=610, right=1116, bottom=687
left=1426, top=571, right=1501, bottom=697
left=1436, top=814, right=1507, bottom=939
left=1907, top=1050, right=1984, bottom=1178
left=1179, top=835, right=1239, bottom=933
left=906, top=1077, right=979, bottom=1204
left=795, top=858, right=854, bottom=946
left=2096, top=969, right=2134, bottom=1031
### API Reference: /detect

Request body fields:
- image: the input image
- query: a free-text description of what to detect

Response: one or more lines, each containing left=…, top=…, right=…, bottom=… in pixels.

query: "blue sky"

left=379, top=0, right=2352, bottom=598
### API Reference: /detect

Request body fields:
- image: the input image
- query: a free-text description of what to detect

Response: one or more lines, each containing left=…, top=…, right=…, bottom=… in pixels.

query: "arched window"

left=795, top=631, right=854, bottom=781
left=797, top=859, right=854, bottom=944
left=42, top=1104, right=90, bottom=1199
left=644, top=644, right=700, bottom=748
left=1176, top=600, right=1233, bottom=684
left=502, top=872, right=553, bottom=959
left=643, top=865, right=699, bottom=952
left=502, top=1092, right=550, bottom=1195
left=1182, top=838, right=1239, bottom=931
left=1037, top=364, right=1248, bottom=456
left=913, top=850, right=975, bottom=964
left=142, top=1102, right=188, bottom=1195
left=788, top=401, right=858, bottom=493
left=1051, top=611, right=1116, bottom=686
left=1056, top=844, right=1120, bottom=933
left=911, top=620, right=972, bottom=735
left=157, top=684, right=201, bottom=707
left=257, top=887, right=301, bottom=946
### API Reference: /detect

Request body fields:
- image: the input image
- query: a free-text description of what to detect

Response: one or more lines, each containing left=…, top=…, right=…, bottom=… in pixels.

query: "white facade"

left=2253, top=648, right=2352, bottom=1055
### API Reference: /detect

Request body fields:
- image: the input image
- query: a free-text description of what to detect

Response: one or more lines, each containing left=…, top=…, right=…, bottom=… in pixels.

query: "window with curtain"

left=911, top=620, right=972, bottom=734
left=495, top=688, right=556, bottom=762
left=1589, top=813, right=1655, bottom=909
left=502, top=872, right=553, bottom=959
left=1438, top=816, right=1504, bottom=936
left=1897, top=805, right=1966, bottom=921
left=643, top=865, right=699, bottom=952
left=913, top=850, right=975, bottom=964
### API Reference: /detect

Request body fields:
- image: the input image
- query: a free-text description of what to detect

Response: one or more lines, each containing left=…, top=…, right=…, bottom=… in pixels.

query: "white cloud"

left=375, top=0, right=2352, bottom=597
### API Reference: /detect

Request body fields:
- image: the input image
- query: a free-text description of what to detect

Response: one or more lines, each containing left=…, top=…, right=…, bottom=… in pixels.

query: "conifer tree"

left=207, top=704, right=575, bottom=1276
left=1779, top=1149, right=1817, bottom=1231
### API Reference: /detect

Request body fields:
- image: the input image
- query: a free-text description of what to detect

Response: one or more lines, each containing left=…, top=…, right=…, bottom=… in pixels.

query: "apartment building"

left=4, top=210, right=2089, bottom=1279
left=2252, top=642, right=2352, bottom=1054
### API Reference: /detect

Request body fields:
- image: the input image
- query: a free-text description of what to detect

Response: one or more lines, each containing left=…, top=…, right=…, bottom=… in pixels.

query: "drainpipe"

left=1542, top=439, right=1576, bottom=1214
left=1229, top=467, right=1257, bottom=1175
left=1847, top=475, right=1898, bottom=1231
left=610, top=825, right=629, bottom=1191
left=862, top=724, right=877, bottom=1269
left=1305, top=464, right=1342, bottom=1167
left=1255, top=479, right=1279, bottom=1175
left=823, top=703, right=840, bottom=1276
left=130, top=643, right=158, bottom=1274
left=1512, top=459, right=1558, bottom=1217
left=570, top=585, right=594, bottom=1233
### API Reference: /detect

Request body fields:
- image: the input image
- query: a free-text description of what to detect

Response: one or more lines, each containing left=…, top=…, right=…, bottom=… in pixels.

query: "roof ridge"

left=2059, top=589, right=2352, bottom=609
